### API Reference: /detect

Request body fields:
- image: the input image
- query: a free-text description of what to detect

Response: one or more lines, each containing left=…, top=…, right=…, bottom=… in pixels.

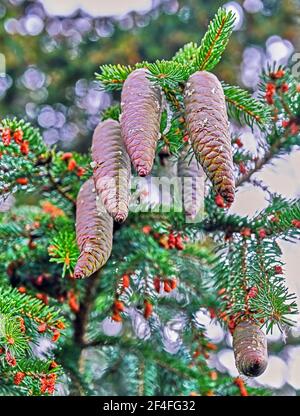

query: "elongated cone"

left=233, top=320, right=268, bottom=377
left=184, top=71, right=235, bottom=204
left=74, top=178, right=113, bottom=279
left=120, top=68, right=162, bottom=177
left=92, top=119, right=131, bottom=223
left=177, top=144, right=205, bottom=221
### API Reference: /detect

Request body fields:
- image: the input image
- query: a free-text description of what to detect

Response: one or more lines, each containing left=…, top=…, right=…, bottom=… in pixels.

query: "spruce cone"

left=233, top=320, right=268, bottom=377
left=92, top=119, right=131, bottom=223
left=74, top=178, right=113, bottom=279
left=120, top=68, right=162, bottom=177
left=177, top=144, right=205, bottom=221
left=184, top=71, right=235, bottom=204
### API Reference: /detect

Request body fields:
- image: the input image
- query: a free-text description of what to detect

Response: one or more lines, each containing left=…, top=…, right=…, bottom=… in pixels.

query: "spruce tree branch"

left=236, top=125, right=292, bottom=187
left=199, top=14, right=227, bottom=70
left=196, top=8, right=235, bottom=71
left=138, top=360, right=145, bottom=396
left=73, top=270, right=101, bottom=347
left=46, top=170, right=76, bottom=206
left=277, top=89, right=293, bottom=118
left=236, top=148, right=273, bottom=187
left=68, top=367, right=86, bottom=396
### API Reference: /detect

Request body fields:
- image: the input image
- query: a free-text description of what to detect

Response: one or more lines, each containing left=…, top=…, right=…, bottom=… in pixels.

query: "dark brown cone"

left=233, top=320, right=268, bottom=377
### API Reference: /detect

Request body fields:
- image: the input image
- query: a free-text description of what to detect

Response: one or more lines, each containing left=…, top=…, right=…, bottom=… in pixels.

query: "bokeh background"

left=1, top=0, right=300, bottom=395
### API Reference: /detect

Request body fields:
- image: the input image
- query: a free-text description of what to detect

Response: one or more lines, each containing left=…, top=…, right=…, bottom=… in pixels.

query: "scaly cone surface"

left=184, top=71, right=235, bottom=204
left=233, top=320, right=268, bottom=377
left=74, top=178, right=113, bottom=279
left=92, top=119, right=131, bottom=223
left=120, top=68, right=162, bottom=177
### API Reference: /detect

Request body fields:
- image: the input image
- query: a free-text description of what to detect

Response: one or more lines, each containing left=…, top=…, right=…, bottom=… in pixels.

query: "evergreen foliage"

left=0, top=7, right=299, bottom=396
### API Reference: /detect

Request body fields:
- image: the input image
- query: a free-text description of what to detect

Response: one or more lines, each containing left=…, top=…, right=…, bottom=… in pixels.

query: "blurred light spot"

left=0, top=75, right=13, bottom=97
left=217, top=349, right=239, bottom=376
left=40, top=0, right=153, bottom=17
left=95, top=19, right=114, bottom=37
left=266, top=325, right=282, bottom=343
left=0, top=194, right=15, bottom=212
left=24, top=14, right=44, bottom=35
left=163, top=0, right=179, bottom=15
left=135, top=15, right=151, bottom=28
left=224, top=2, right=244, bottom=30
left=205, top=322, right=224, bottom=343
left=266, top=36, right=294, bottom=63
left=30, top=86, right=48, bottom=102
left=131, top=310, right=151, bottom=340
left=75, top=17, right=92, bottom=33
left=163, top=325, right=182, bottom=354
left=0, top=4, right=6, bottom=19
left=178, top=6, right=190, bottom=22
left=168, top=314, right=187, bottom=332
left=55, top=111, right=66, bottom=128
left=259, top=152, right=300, bottom=197
left=9, top=0, right=25, bottom=5
left=118, top=15, right=134, bottom=31
left=230, top=185, right=268, bottom=218
left=39, top=0, right=78, bottom=16
left=194, top=308, right=211, bottom=327
left=279, top=241, right=300, bottom=319
left=287, top=346, right=300, bottom=389
left=241, top=47, right=264, bottom=88
left=4, top=18, right=19, bottom=34
left=59, top=122, right=79, bottom=143
left=256, top=356, right=287, bottom=388
left=46, top=19, right=62, bottom=36
left=239, top=129, right=258, bottom=153
left=26, top=3, right=46, bottom=19
left=43, top=128, right=59, bottom=145
left=102, top=317, right=123, bottom=336
left=25, top=102, right=38, bottom=119
left=243, top=0, right=263, bottom=13
left=22, top=67, right=46, bottom=91
left=38, top=107, right=57, bottom=128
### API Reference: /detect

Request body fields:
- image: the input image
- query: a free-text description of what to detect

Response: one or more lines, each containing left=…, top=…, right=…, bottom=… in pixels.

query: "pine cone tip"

left=114, top=211, right=128, bottom=223
left=137, top=166, right=149, bottom=177
left=220, top=188, right=235, bottom=204
left=233, top=320, right=268, bottom=378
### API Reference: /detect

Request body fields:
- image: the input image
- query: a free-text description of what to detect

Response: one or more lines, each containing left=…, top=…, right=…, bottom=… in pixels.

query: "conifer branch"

left=196, top=8, right=236, bottom=71
left=222, top=82, right=272, bottom=128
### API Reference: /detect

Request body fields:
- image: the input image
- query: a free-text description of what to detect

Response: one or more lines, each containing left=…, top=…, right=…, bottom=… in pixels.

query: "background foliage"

left=1, top=0, right=300, bottom=396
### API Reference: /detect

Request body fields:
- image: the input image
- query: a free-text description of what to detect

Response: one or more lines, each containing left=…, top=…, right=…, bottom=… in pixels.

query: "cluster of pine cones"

left=74, top=68, right=235, bottom=279
left=74, top=68, right=270, bottom=379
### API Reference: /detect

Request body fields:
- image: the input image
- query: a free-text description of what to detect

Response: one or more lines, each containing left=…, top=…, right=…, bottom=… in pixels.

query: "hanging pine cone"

left=184, top=71, right=235, bottom=204
left=233, top=320, right=268, bottom=377
left=120, top=68, right=162, bottom=177
left=92, top=119, right=131, bottom=223
left=177, top=144, right=205, bottom=221
left=74, top=178, right=113, bottom=279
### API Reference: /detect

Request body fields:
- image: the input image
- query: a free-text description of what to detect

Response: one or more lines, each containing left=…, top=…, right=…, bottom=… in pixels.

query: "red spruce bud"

left=74, top=178, right=113, bottom=279
left=233, top=320, right=268, bottom=377
left=92, top=119, right=131, bottom=223
left=184, top=71, right=235, bottom=204
left=120, top=68, right=162, bottom=177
